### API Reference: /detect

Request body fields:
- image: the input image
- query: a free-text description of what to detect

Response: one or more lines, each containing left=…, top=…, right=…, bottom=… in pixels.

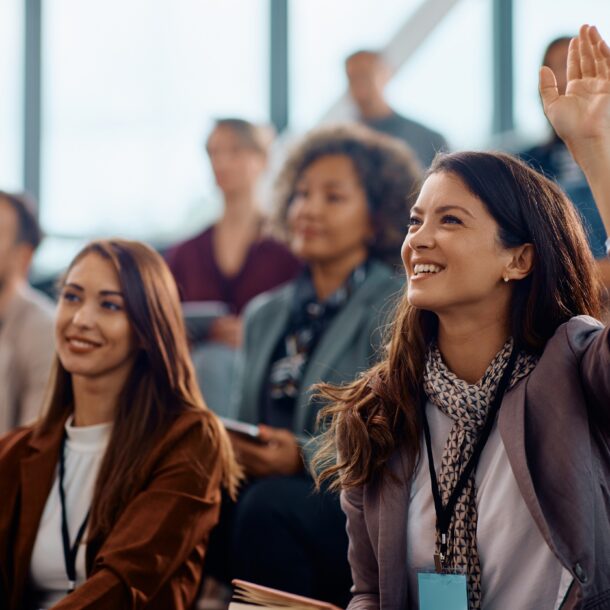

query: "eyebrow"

left=64, top=282, right=124, bottom=297
left=410, top=204, right=475, bottom=218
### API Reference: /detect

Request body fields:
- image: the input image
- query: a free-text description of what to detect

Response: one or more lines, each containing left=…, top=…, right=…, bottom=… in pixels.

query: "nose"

left=293, top=191, right=324, bottom=219
left=405, top=220, right=436, bottom=253
left=71, top=302, right=96, bottom=329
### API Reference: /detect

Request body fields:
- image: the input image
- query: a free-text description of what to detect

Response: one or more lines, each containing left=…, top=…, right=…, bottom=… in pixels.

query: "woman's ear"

left=505, top=243, right=535, bottom=280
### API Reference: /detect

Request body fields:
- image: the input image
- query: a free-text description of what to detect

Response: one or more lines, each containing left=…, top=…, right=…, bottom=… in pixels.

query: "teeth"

left=69, top=339, right=97, bottom=348
left=413, top=264, right=443, bottom=275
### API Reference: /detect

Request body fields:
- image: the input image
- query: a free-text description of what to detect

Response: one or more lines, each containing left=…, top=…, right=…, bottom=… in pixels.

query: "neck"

left=309, top=249, right=367, bottom=301
left=436, top=305, right=510, bottom=384
left=0, top=275, right=23, bottom=319
left=220, top=190, right=260, bottom=224
left=358, top=98, right=393, bottom=121
left=71, top=375, right=123, bottom=427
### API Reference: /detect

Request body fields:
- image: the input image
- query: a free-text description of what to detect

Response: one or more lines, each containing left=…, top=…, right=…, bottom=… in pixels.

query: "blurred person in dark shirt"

left=345, top=49, right=447, bottom=168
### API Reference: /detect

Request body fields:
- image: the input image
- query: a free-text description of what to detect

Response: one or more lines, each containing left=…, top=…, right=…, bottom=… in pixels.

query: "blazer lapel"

left=295, top=266, right=392, bottom=431
left=12, top=426, right=62, bottom=605
left=498, top=379, right=558, bottom=557
left=239, top=288, right=292, bottom=423
left=376, top=447, right=411, bottom=610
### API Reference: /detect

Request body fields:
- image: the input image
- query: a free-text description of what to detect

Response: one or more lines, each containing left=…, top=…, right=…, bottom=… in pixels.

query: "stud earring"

left=503, top=276, right=509, bottom=283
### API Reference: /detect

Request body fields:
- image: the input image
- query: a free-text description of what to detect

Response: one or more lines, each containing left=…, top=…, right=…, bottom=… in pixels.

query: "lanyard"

left=420, top=345, right=518, bottom=573
left=58, top=432, right=90, bottom=593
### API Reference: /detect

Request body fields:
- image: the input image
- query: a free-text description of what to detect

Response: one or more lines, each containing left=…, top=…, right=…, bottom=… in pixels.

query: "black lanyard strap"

left=58, top=431, right=91, bottom=593
left=420, top=344, right=518, bottom=572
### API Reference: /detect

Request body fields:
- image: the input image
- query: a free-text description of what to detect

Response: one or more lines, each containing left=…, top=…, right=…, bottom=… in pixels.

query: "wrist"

left=563, top=136, right=610, bottom=175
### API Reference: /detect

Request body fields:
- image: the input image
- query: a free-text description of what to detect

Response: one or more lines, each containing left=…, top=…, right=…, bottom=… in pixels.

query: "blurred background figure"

left=167, top=119, right=302, bottom=414
left=0, top=191, right=54, bottom=434
left=203, top=124, right=421, bottom=607
left=520, top=36, right=607, bottom=259
left=345, top=50, right=447, bottom=168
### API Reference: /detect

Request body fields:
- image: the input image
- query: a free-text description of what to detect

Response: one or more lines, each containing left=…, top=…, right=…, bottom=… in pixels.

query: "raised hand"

left=540, top=25, right=610, bottom=151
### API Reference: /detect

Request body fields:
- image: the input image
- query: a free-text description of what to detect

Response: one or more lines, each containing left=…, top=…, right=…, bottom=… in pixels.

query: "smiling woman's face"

left=402, top=171, right=516, bottom=316
left=287, top=154, right=373, bottom=266
left=55, top=252, right=137, bottom=387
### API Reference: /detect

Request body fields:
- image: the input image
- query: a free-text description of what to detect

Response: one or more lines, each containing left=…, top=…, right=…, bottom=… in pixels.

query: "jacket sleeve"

left=567, top=317, right=610, bottom=436
left=340, top=486, right=380, bottom=610
left=51, top=420, right=223, bottom=610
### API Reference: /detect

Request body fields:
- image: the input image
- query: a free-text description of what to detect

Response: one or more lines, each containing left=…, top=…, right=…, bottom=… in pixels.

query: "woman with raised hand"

left=206, top=124, right=421, bottom=606
left=314, top=25, right=610, bottom=610
left=0, top=239, right=240, bottom=609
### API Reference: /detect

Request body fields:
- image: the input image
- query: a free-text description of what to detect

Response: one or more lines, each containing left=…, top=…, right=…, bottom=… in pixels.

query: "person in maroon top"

left=168, top=118, right=301, bottom=343
left=167, top=118, right=301, bottom=413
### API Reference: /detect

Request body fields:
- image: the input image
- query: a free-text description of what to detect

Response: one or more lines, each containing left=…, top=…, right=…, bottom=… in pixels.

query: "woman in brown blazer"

left=0, top=239, right=240, bottom=609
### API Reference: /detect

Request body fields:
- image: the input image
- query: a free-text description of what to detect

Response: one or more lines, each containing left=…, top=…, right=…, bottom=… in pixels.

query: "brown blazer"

left=341, top=316, right=610, bottom=610
left=0, top=409, right=224, bottom=609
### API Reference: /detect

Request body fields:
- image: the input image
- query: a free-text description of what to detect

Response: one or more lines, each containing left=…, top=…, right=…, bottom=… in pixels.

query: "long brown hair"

left=37, top=239, right=241, bottom=538
left=313, top=151, right=603, bottom=491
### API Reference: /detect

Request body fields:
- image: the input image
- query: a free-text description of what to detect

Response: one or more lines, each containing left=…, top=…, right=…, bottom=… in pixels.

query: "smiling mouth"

left=412, top=263, right=444, bottom=276
left=67, top=337, right=101, bottom=349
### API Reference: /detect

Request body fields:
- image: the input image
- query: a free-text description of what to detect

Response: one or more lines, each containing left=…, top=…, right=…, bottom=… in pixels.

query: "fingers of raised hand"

left=590, top=27, right=610, bottom=80
left=579, top=25, right=597, bottom=78
left=567, top=37, right=582, bottom=82
left=539, top=66, right=559, bottom=110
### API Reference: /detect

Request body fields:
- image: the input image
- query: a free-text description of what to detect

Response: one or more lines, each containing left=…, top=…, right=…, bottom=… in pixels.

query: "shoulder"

left=545, top=315, right=605, bottom=356
left=167, top=227, right=213, bottom=263
left=391, top=113, right=446, bottom=143
left=13, top=285, right=55, bottom=323
left=358, top=262, right=404, bottom=308
left=0, top=425, right=36, bottom=464
left=243, top=280, right=295, bottom=323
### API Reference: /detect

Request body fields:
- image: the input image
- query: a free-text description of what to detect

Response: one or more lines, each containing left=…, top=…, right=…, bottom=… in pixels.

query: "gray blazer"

left=0, top=284, right=55, bottom=435
left=341, top=316, right=610, bottom=610
left=233, top=260, right=402, bottom=437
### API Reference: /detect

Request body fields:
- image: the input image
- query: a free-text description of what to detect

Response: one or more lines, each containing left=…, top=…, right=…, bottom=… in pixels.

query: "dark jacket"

left=341, top=316, right=610, bottom=610
left=0, top=410, right=224, bottom=610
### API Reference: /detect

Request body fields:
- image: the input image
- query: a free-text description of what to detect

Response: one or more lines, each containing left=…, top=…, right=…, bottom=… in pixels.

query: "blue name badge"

left=418, top=571, right=469, bottom=610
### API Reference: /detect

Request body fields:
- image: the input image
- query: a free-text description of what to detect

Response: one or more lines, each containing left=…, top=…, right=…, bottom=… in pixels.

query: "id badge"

left=417, top=571, right=468, bottom=610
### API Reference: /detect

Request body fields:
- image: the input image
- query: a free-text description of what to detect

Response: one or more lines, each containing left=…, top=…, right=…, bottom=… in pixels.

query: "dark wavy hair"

left=37, top=239, right=241, bottom=538
left=272, top=123, right=422, bottom=268
left=313, top=151, right=603, bottom=490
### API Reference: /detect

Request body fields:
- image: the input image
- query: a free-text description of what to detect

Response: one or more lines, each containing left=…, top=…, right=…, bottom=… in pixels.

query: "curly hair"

left=272, top=123, right=422, bottom=268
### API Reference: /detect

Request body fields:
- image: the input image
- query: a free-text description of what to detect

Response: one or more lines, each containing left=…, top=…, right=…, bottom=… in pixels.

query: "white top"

left=29, top=416, right=112, bottom=609
left=406, top=402, right=573, bottom=610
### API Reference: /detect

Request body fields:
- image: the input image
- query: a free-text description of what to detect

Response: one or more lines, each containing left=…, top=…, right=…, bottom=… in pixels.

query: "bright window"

left=0, top=0, right=24, bottom=190
left=514, top=0, right=610, bottom=145
left=290, top=0, right=422, bottom=131
left=387, top=0, right=492, bottom=150
left=40, top=0, right=269, bottom=240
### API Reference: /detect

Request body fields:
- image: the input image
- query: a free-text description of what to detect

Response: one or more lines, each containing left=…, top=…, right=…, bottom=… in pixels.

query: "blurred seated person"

left=345, top=49, right=447, bottom=168
left=0, top=191, right=54, bottom=434
left=167, top=119, right=302, bottom=413
left=204, top=124, right=422, bottom=606
left=0, top=239, right=240, bottom=609
left=520, top=36, right=607, bottom=260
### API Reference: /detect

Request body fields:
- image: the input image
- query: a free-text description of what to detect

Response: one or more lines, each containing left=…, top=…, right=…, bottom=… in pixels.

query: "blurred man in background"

left=0, top=192, right=54, bottom=433
left=345, top=49, right=447, bottom=167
